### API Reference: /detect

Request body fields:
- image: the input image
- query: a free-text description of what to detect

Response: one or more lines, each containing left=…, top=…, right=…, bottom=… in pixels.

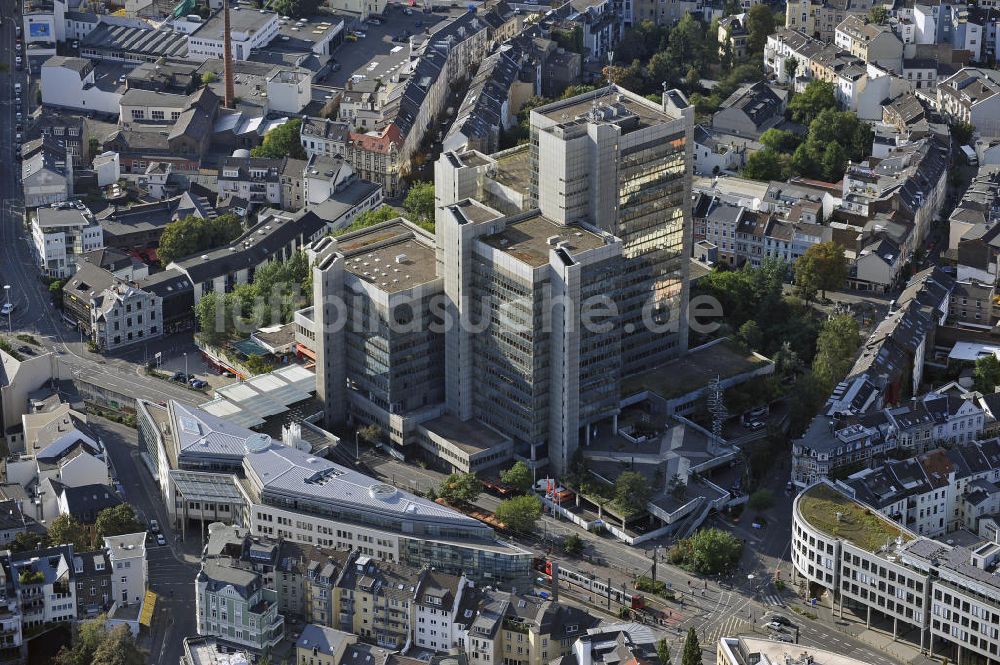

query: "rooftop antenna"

left=707, top=375, right=728, bottom=446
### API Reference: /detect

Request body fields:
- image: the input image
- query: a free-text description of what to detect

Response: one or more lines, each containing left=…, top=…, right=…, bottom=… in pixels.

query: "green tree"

left=974, top=355, right=1000, bottom=393
left=681, top=627, right=702, bottom=665
left=90, top=624, right=145, bottom=665
left=268, top=0, right=321, bottom=18
left=7, top=530, right=44, bottom=553
left=821, top=141, right=848, bottom=181
left=563, top=533, right=584, bottom=556
left=87, top=137, right=100, bottom=159
left=602, top=61, right=644, bottom=91
left=251, top=118, right=306, bottom=159
left=614, top=471, right=651, bottom=515
left=332, top=205, right=399, bottom=237
left=500, top=460, right=534, bottom=493
left=439, top=472, right=482, bottom=505
left=495, top=494, right=542, bottom=532
left=741, top=149, right=785, bottom=181
left=55, top=615, right=110, bottom=665
left=868, top=5, right=888, bottom=24
left=200, top=71, right=218, bottom=85
left=94, top=504, right=143, bottom=542
left=746, top=3, right=776, bottom=54
left=788, top=80, right=838, bottom=125
left=738, top=320, right=763, bottom=350
left=812, top=313, right=861, bottom=390
left=759, top=128, right=801, bottom=154
left=668, top=528, right=742, bottom=575
left=158, top=214, right=243, bottom=265
left=794, top=241, right=848, bottom=301
left=951, top=121, right=975, bottom=146
left=785, top=56, right=799, bottom=81
left=657, top=638, right=672, bottom=665
left=358, top=424, right=382, bottom=444
left=48, top=514, right=90, bottom=551
left=195, top=291, right=228, bottom=343
left=747, top=489, right=775, bottom=512
left=560, top=84, right=598, bottom=100
left=403, top=182, right=436, bottom=226
left=772, top=340, right=803, bottom=377
left=723, top=0, right=740, bottom=15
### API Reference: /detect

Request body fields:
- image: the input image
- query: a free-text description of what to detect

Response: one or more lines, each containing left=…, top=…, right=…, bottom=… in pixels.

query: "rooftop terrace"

left=798, top=483, right=912, bottom=552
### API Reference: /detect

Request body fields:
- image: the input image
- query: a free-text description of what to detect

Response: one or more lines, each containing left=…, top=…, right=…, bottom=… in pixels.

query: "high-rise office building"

left=311, top=85, right=693, bottom=476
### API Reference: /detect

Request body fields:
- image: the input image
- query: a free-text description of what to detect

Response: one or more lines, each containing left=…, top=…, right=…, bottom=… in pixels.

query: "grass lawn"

left=798, top=483, right=910, bottom=552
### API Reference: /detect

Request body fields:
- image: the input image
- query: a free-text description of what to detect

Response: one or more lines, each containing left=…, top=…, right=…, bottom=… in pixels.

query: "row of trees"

left=195, top=252, right=311, bottom=344
left=9, top=504, right=144, bottom=554
left=157, top=214, right=243, bottom=266
left=742, top=82, right=873, bottom=182
left=432, top=469, right=544, bottom=533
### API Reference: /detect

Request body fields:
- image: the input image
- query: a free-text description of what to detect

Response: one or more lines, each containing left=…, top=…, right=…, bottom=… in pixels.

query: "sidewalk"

left=795, top=599, right=941, bottom=665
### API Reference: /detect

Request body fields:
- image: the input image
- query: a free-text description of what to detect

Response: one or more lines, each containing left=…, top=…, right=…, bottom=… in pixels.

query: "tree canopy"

left=270, top=0, right=322, bottom=18
left=495, top=494, right=542, bottom=532
left=403, top=182, right=436, bottom=228
left=692, top=260, right=822, bottom=361
left=745, top=4, right=776, bottom=54
left=668, top=528, right=743, bottom=575
left=196, top=252, right=310, bottom=342
left=614, top=471, right=652, bottom=516
left=681, top=627, right=703, bottom=665
left=251, top=118, right=307, bottom=159
left=812, top=313, right=861, bottom=391
left=56, top=617, right=144, bottom=665
left=94, top=504, right=144, bottom=542
left=788, top=80, right=838, bottom=125
left=974, top=355, right=1000, bottom=393
left=500, top=461, right=533, bottom=494
left=794, top=241, right=849, bottom=301
left=48, top=514, right=90, bottom=551
left=158, top=214, right=243, bottom=266
left=439, top=472, right=482, bottom=505
left=743, top=103, right=872, bottom=183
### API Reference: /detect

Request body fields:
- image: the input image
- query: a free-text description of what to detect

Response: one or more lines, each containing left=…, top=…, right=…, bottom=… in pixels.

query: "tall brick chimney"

left=223, top=0, right=236, bottom=108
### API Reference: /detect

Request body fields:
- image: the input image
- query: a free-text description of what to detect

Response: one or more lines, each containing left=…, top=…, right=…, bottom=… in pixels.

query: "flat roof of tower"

left=338, top=221, right=438, bottom=293
left=481, top=212, right=608, bottom=267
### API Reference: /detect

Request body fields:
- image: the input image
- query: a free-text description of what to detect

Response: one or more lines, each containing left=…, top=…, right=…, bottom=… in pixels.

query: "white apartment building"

left=793, top=481, right=1000, bottom=664
left=40, top=56, right=123, bottom=115
left=413, top=571, right=470, bottom=653
left=104, top=532, right=147, bottom=608
left=90, top=281, right=163, bottom=351
left=937, top=68, right=1000, bottom=136
left=31, top=207, right=103, bottom=278
left=186, top=8, right=279, bottom=61
left=10, top=545, right=78, bottom=628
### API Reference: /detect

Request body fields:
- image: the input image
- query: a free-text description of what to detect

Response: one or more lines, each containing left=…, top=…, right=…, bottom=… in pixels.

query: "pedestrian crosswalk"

left=706, top=614, right=755, bottom=644
left=761, top=594, right=785, bottom=607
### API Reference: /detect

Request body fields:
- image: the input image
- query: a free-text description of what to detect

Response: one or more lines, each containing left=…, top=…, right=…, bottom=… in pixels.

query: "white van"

left=962, top=144, right=979, bottom=166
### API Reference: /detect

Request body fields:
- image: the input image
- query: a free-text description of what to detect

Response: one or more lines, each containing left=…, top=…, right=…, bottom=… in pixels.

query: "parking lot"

left=319, top=1, right=481, bottom=88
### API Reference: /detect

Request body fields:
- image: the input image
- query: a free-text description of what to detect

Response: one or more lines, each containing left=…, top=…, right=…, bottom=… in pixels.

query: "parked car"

left=72, top=40, right=79, bottom=49
left=1, top=304, right=13, bottom=316
left=189, top=378, right=207, bottom=389
left=16, top=345, right=34, bottom=356
left=149, top=519, right=160, bottom=534
left=748, top=420, right=766, bottom=431
left=156, top=534, right=167, bottom=546
left=767, top=614, right=797, bottom=629
left=764, top=621, right=784, bottom=631
left=171, top=372, right=188, bottom=382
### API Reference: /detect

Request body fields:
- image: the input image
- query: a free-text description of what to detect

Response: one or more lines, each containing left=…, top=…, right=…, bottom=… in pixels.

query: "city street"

left=98, top=417, right=198, bottom=665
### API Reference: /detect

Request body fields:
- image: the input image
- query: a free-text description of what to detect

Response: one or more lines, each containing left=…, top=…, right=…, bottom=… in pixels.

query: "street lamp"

left=183, top=352, right=188, bottom=380
left=3, top=285, right=9, bottom=334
